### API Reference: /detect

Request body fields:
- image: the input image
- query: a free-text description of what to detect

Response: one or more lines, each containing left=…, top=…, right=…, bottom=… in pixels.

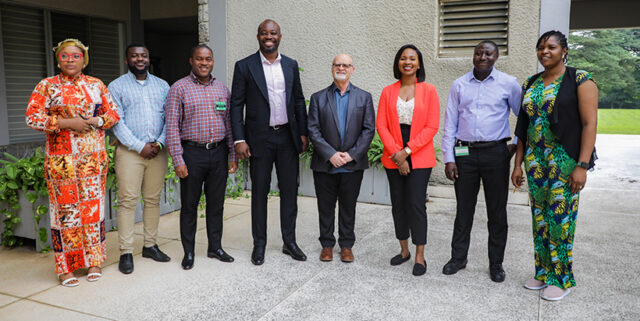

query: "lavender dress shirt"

left=442, top=68, right=522, bottom=163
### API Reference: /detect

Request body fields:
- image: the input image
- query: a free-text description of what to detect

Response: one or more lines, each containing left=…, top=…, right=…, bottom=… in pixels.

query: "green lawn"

left=597, top=109, right=640, bottom=135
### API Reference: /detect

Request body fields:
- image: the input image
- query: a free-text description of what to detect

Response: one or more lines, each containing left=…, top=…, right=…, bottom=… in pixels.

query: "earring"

left=57, top=64, right=60, bottom=68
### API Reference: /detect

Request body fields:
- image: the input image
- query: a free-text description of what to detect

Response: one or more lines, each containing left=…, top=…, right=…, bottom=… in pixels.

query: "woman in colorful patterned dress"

left=25, top=39, right=119, bottom=287
left=512, top=31, right=598, bottom=301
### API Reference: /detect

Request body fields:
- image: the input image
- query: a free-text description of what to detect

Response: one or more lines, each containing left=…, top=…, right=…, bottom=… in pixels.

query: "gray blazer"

left=307, top=83, right=376, bottom=173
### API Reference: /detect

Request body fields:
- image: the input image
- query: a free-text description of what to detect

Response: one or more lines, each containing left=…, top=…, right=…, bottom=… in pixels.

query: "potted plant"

left=0, top=149, right=50, bottom=251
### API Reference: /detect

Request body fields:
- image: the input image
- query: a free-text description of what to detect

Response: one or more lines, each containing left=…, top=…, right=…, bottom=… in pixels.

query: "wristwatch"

left=96, top=117, right=104, bottom=128
left=576, top=161, right=589, bottom=169
left=404, top=146, right=412, bottom=155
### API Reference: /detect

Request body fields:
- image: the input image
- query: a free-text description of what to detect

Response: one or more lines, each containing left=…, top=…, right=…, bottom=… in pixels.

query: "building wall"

left=224, top=0, right=541, bottom=183
left=140, top=0, right=197, bottom=20
left=6, top=0, right=130, bottom=20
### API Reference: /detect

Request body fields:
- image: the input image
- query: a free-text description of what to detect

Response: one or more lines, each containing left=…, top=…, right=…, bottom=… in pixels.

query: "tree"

left=569, top=29, right=640, bottom=108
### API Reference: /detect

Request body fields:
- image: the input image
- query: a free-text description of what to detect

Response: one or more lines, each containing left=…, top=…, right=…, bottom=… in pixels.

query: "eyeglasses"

left=332, top=63, right=353, bottom=69
left=58, top=53, right=83, bottom=61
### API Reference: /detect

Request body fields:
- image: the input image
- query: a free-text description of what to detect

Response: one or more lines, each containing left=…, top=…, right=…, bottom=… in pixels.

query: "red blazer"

left=376, top=81, right=440, bottom=169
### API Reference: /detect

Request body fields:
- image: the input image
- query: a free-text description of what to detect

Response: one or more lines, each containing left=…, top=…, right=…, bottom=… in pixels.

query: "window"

left=438, top=0, right=509, bottom=57
left=0, top=4, right=124, bottom=144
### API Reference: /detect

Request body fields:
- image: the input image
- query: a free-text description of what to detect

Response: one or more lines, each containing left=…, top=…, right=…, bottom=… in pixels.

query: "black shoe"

left=490, top=264, right=505, bottom=282
left=142, top=245, right=171, bottom=262
left=118, top=253, right=134, bottom=274
left=208, top=248, right=234, bottom=262
left=413, top=260, right=427, bottom=276
left=251, top=246, right=265, bottom=265
left=282, top=243, right=307, bottom=261
left=390, top=253, right=411, bottom=266
left=181, top=252, right=194, bottom=270
left=442, top=258, right=467, bottom=275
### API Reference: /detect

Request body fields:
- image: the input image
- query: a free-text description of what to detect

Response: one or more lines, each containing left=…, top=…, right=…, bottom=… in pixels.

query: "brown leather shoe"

left=340, top=248, right=354, bottom=263
left=320, top=247, right=333, bottom=261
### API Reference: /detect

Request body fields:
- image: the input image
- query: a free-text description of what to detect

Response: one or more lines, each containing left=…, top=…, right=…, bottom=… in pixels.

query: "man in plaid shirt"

left=165, top=44, right=238, bottom=270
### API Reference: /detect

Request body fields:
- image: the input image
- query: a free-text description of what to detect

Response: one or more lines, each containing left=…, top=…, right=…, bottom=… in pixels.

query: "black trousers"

left=386, top=168, right=432, bottom=245
left=179, top=143, right=228, bottom=254
left=450, top=142, right=509, bottom=265
left=249, top=128, right=299, bottom=247
left=313, top=170, right=364, bottom=249
left=385, top=124, right=432, bottom=245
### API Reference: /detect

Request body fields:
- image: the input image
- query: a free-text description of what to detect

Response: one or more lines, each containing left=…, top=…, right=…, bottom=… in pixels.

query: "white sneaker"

left=540, top=286, right=571, bottom=301
left=523, top=278, right=547, bottom=290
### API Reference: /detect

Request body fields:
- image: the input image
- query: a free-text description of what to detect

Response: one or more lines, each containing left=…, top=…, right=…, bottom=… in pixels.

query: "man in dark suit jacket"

left=307, top=54, right=375, bottom=263
left=230, top=19, right=308, bottom=265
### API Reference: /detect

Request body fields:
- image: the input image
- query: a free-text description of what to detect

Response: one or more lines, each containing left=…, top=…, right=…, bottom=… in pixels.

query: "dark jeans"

left=313, top=170, right=364, bottom=249
left=249, top=128, right=299, bottom=247
left=179, top=143, right=228, bottom=254
left=450, top=142, right=509, bottom=265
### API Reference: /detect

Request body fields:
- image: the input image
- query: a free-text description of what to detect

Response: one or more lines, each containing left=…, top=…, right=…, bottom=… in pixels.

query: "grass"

left=597, top=109, right=640, bottom=135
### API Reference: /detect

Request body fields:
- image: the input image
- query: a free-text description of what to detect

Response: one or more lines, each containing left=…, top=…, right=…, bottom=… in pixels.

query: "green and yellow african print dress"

left=521, top=70, right=593, bottom=289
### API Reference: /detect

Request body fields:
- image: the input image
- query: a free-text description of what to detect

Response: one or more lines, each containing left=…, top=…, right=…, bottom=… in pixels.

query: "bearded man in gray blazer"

left=307, top=54, right=376, bottom=263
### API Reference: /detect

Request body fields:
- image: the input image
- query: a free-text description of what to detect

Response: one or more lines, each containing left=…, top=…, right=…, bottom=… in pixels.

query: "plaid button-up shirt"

left=165, top=72, right=237, bottom=167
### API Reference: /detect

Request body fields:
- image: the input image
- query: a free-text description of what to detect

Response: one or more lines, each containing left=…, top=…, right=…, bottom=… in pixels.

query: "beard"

left=128, top=63, right=148, bottom=75
left=333, top=72, right=347, bottom=81
left=260, top=42, right=279, bottom=54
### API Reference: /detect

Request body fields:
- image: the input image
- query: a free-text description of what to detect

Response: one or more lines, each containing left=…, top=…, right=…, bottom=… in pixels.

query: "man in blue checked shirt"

left=109, top=43, right=171, bottom=274
left=441, top=40, right=521, bottom=283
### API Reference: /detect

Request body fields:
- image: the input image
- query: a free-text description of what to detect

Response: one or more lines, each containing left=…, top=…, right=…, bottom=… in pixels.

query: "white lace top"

left=396, top=97, right=414, bottom=125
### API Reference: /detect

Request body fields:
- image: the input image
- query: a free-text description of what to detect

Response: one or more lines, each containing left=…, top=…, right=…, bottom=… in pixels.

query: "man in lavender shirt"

left=230, top=19, right=308, bottom=265
left=441, top=40, right=521, bottom=283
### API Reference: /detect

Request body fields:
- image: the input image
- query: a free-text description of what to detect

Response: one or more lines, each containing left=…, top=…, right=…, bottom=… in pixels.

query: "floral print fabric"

left=26, top=73, right=119, bottom=274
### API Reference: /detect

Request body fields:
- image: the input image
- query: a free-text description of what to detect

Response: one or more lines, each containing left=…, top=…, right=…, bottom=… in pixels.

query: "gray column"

left=538, top=0, right=571, bottom=71
left=207, top=0, right=227, bottom=85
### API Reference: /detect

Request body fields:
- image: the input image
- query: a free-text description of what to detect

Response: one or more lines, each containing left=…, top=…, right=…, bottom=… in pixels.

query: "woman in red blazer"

left=376, top=44, right=440, bottom=276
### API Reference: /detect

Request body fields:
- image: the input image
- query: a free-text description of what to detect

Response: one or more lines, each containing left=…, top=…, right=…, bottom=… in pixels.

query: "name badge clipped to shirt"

left=215, top=101, right=226, bottom=111
left=455, top=146, right=469, bottom=157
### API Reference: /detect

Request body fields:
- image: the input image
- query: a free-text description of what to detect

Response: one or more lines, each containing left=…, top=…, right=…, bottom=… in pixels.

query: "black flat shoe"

left=251, top=246, right=265, bottom=265
left=413, top=260, right=427, bottom=276
left=282, top=243, right=307, bottom=261
left=208, top=248, right=234, bottom=262
left=118, top=253, right=134, bottom=274
left=142, top=245, right=171, bottom=262
left=490, top=264, right=505, bottom=282
left=442, top=258, right=467, bottom=275
left=390, top=253, right=411, bottom=266
left=182, top=252, right=194, bottom=270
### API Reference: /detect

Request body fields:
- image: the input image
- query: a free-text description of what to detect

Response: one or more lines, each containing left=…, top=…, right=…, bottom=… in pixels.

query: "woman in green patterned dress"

left=511, top=30, right=598, bottom=301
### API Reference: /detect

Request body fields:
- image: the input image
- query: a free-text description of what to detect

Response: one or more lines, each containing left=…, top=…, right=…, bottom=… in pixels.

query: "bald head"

left=333, top=54, right=353, bottom=66
left=332, top=54, right=354, bottom=84
left=257, top=19, right=280, bottom=34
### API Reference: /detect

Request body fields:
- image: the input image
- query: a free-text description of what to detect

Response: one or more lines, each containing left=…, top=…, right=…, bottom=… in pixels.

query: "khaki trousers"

left=115, top=143, right=168, bottom=254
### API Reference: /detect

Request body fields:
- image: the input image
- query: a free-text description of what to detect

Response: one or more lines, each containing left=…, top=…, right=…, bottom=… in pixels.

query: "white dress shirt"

left=260, top=51, right=288, bottom=126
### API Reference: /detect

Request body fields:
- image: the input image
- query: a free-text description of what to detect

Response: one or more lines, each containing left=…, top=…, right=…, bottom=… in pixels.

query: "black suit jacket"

left=307, top=83, right=376, bottom=173
left=230, top=51, right=307, bottom=157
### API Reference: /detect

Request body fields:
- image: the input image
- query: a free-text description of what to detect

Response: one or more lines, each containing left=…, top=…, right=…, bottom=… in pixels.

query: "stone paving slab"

left=0, top=293, right=19, bottom=309
left=0, top=299, right=109, bottom=321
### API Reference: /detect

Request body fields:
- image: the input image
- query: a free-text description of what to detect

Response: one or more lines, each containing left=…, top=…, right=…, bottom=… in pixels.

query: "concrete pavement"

left=0, top=134, right=638, bottom=320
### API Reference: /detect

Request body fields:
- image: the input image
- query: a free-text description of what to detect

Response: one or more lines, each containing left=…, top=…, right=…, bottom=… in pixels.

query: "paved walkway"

left=0, top=134, right=638, bottom=320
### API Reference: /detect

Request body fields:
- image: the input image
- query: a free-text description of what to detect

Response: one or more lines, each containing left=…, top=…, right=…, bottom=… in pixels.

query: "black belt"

left=182, top=140, right=223, bottom=150
left=456, top=138, right=510, bottom=149
left=269, top=123, right=289, bottom=131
